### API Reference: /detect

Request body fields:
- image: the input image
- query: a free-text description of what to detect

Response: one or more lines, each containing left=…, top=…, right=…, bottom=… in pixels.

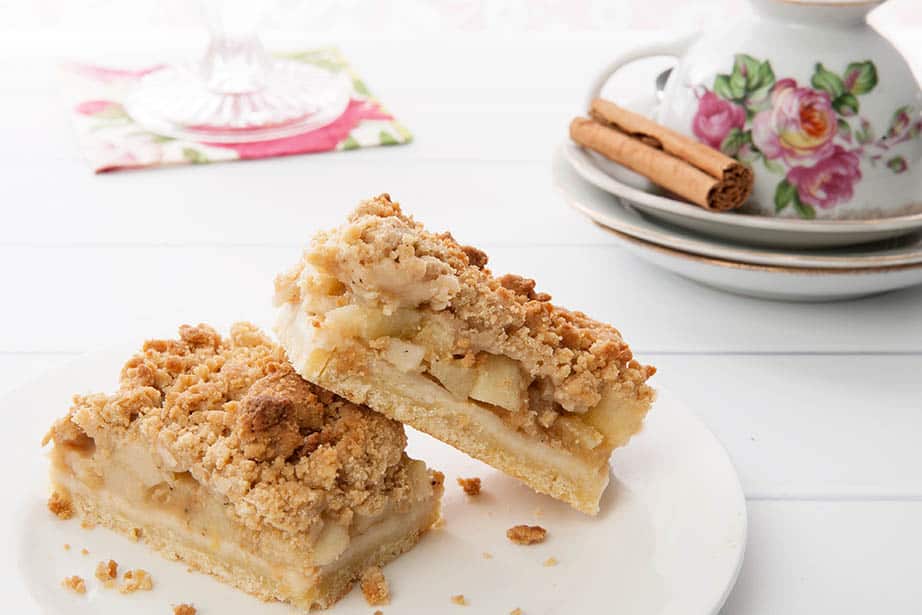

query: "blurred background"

left=1, top=0, right=917, bottom=36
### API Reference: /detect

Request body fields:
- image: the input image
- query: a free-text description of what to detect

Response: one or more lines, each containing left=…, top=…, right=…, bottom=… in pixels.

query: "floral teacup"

left=589, top=0, right=922, bottom=220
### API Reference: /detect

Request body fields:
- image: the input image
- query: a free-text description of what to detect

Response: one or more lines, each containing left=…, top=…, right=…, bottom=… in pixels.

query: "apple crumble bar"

left=43, top=323, right=443, bottom=611
left=274, top=195, right=655, bottom=514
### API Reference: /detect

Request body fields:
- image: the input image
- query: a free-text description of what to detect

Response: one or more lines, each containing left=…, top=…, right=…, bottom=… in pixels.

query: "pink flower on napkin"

left=752, top=78, right=837, bottom=166
left=214, top=99, right=394, bottom=159
left=786, top=145, right=861, bottom=209
left=692, top=91, right=746, bottom=149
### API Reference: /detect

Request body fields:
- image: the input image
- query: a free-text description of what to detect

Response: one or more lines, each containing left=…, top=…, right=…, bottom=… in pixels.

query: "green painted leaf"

left=340, top=136, right=360, bottom=150
left=729, top=71, right=747, bottom=99
left=719, top=127, right=748, bottom=157
left=833, top=92, right=859, bottom=116
left=394, top=123, right=414, bottom=142
left=352, top=78, right=371, bottom=97
left=150, top=134, right=175, bottom=143
left=735, top=54, right=762, bottom=89
left=762, top=157, right=785, bottom=175
left=887, top=155, right=908, bottom=173
left=837, top=118, right=852, bottom=142
left=811, top=63, right=845, bottom=98
left=379, top=131, right=399, bottom=146
left=844, top=61, right=878, bottom=95
left=855, top=118, right=874, bottom=144
left=756, top=60, right=775, bottom=90
left=792, top=193, right=816, bottom=219
left=774, top=179, right=796, bottom=212
left=886, top=105, right=913, bottom=138
left=713, top=74, right=734, bottom=100
left=182, top=148, right=208, bottom=164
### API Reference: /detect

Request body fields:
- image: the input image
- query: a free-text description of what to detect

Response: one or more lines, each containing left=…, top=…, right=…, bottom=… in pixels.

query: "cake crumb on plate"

left=510, top=609, right=523, bottom=615
left=360, top=566, right=390, bottom=606
left=61, top=575, right=86, bottom=594
left=48, top=492, right=73, bottom=520
left=173, top=604, right=196, bottom=615
left=451, top=594, right=468, bottom=606
left=543, top=557, right=558, bottom=567
left=456, top=477, right=481, bottom=496
left=482, top=551, right=493, bottom=559
left=95, top=559, right=118, bottom=584
left=506, top=524, right=547, bottom=545
left=119, top=569, right=153, bottom=593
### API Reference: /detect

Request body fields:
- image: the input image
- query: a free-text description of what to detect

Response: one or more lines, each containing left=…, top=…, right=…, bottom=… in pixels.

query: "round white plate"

left=2, top=348, right=746, bottom=615
left=563, top=141, right=922, bottom=249
left=554, top=146, right=922, bottom=270
left=599, top=227, right=922, bottom=301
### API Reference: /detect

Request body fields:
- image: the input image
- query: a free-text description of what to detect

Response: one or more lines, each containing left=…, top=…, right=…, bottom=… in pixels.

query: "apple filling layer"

left=274, top=195, right=655, bottom=513
left=43, top=323, right=444, bottom=611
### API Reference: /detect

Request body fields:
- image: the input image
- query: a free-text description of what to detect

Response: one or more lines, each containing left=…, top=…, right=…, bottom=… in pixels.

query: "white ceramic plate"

left=2, top=348, right=746, bottom=615
left=554, top=146, right=922, bottom=269
left=599, top=227, right=922, bottom=301
left=563, top=141, right=922, bottom=249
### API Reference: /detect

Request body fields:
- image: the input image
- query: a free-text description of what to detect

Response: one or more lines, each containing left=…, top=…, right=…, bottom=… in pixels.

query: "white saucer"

left=3, top=347, right=747, bottom=615
left=563, top=141, right=922, bottom=249
left=554, top=146, right=922, bottom=270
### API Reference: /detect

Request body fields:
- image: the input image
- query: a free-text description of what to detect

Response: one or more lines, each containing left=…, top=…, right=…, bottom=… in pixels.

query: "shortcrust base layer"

left=51, top=469, right=439, bottom=610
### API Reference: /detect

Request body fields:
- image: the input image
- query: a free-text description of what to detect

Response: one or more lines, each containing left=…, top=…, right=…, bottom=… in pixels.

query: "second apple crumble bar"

left=43, top=323, right=443, bottom=610
left=274, top=195, right=655, bottom=514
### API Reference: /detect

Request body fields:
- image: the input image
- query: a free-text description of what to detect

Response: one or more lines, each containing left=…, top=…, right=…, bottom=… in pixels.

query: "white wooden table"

left=3, top=30, right=922, bottom=614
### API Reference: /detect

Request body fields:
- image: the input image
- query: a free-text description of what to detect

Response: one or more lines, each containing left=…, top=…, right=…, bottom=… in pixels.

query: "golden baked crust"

left=45, top=323, right=414, bottom=537
left=276, top=194, right=655, bottom=416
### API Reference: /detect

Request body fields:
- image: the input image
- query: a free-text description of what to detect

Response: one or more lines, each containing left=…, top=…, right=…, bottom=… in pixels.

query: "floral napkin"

left=63, top=48, right=412, bottom=173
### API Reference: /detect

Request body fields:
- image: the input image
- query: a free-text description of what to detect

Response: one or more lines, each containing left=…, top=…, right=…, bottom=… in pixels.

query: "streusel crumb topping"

left=275, top=194, right=655, bottom=414
left=44, top=323, right=415, bottom=535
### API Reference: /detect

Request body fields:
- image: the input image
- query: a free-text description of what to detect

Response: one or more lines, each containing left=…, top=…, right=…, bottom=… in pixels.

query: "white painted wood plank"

left=654, top=355, right=922, bottom=499
left=0, top=355, right=74, bottom=398
left=4, top=245, right=922, bottom=354
left=723, top=501, right=922, bottom=615
left=2, top=159, right=609, bottom=247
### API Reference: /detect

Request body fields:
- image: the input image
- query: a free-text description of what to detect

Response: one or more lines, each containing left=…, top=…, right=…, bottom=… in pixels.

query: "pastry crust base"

left=50, top=467, right=441, bottom=611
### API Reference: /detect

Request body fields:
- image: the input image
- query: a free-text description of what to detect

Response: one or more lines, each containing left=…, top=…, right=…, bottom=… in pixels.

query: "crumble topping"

left=61, top=575, right=86, bottom=594
left=174, top=605, right=197, bottom=615
left=119, top=568, right=153, bottom=593
left=276, top=194, right=655, bottom=416
left=456, top=476, right=481, bottom=496
left=360, top=566, right=390, bottom=606
left=95, top=559, right=118, bottom=584
left=43, top=323, right=420, bottom=537
left=506, top=525, right=547, bottom=545
left=48, top=491, right=73, bottom=519
left=451, top=594, right=468, bottom=606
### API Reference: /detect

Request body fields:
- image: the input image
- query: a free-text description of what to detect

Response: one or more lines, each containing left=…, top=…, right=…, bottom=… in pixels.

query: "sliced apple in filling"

left=42, top=323, right=443, bottom=611
left=275, top=195, right=656, bottom=515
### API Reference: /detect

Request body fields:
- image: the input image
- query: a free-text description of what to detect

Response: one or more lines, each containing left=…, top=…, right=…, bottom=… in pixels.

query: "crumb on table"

left=456, top=476, right=481, bottom=496
left=63, top=544, right=70, bottom=551
left=451, top=594, right=468, bottom=606
left=360, top=566, right=390, bottom=606
left=174, top=604, right=197, bottom=615
left=482, top=552, right=493, bottom=559
left=81, top=548, right=89, bottom=556
left=510, top=609, right=523, bottom=615
left=48, top=492, right=73, bottom=520
left=506, top=524, right=547, bottom=545
left=119, top=569, right=154, bottom=593
left=61, top=575, right=86, bottom=594
left=373, top=611, right=383, bottom=615
left=95, top=559, right=118, bottom=584
left=543, top=557, right=558, bottom=567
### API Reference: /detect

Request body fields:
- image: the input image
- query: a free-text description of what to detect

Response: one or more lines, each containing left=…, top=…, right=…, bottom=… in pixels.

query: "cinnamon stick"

left=569, top=99, right=754, bottom=211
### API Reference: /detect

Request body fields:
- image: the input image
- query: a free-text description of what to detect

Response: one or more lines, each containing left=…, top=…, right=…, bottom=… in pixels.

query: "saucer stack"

left=556, top=142, right=922, bottom=301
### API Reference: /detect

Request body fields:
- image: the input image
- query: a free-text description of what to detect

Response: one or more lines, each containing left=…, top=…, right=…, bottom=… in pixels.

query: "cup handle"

left=585, top=34, right=697, bottom=109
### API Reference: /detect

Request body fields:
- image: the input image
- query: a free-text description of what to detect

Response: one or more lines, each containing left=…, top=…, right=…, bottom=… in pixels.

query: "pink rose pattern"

left=692, top=91, right=746, bottom=149
left=692, top=55, right=920, bottom=218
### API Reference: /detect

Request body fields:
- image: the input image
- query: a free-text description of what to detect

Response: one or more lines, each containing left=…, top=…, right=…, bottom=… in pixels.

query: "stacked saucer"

left=555, top=142, right=922, bottom=301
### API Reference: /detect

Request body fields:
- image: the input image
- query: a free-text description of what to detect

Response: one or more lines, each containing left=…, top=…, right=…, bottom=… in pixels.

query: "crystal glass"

left=124, top=0, right=350, bottom=143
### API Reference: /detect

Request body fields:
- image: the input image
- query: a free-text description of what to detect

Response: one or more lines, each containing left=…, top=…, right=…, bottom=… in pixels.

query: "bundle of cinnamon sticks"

left=570, top=99, right=754, bottom=211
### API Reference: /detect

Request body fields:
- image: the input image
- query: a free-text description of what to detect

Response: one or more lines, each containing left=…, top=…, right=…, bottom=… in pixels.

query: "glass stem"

left=199, top=0, right=270, bottom=94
